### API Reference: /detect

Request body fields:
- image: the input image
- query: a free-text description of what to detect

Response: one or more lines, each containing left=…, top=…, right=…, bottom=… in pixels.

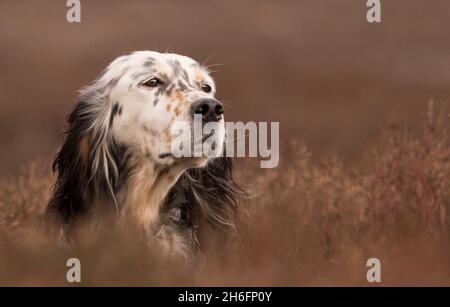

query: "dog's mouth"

left=158, top=131, right=217, bottom=160
left=159, top=152, right=173, bottom=159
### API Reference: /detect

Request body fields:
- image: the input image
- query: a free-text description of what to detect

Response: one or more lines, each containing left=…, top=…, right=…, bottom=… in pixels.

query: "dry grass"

left=1, top=102, right=450, bottom=286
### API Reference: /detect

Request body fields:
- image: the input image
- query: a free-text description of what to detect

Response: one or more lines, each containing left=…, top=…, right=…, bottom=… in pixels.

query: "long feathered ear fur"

left=45, top=88, right=122, bottom=229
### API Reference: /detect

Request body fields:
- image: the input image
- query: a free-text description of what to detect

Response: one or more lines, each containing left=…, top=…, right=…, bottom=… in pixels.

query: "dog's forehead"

left=150, top=53, right=200, bottom=78
left=96, top=51, right=215, bottom=94
left=131, top=52, right=196, bottom=70
left=114, top=51, right=209, bottom=80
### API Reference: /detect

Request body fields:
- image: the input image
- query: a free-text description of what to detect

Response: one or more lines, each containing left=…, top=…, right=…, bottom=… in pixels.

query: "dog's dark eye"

left=141, top=77, right=163, bottom=88
left=201, top=84, right=212, bottom=93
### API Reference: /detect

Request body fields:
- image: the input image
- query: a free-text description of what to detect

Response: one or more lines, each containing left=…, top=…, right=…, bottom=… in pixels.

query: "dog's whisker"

left=201, top=53, right=215, bottom=67
left=225, top=131, right=250, bottom=144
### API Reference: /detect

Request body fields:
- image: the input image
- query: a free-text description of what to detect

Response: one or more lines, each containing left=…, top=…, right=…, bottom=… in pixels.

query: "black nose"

left=191, top=98, right=224, bottom=122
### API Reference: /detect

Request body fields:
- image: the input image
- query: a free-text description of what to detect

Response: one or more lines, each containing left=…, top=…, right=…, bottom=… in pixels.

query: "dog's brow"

left=167, top=59, right=192, bottom=82
left=131, top=68, right=164, bottom=82
left=131, top=72, right=151, bottom=81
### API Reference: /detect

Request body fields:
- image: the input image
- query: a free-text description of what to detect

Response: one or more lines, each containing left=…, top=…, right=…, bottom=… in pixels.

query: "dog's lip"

left=159, top=132, right=216, bottom=159
left=158, top=152, right=173, bottom=159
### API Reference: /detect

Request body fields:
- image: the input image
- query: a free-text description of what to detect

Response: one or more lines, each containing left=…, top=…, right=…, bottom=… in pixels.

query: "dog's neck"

left=117, top=156, right=198, bottom=235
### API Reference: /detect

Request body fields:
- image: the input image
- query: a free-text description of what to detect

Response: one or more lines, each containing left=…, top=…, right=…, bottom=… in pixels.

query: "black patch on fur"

left=165, top=84, right=174, bottom=96
left=156, top=82, right=173, bottom=97
left=45, top=91, right=128, bottom=231
left=110, top=103, right=120, bottom=127
left=169, top=60, right=182, bottom=78
left=163, top=156, right=244, bottom=235
left=144, top=58, right=155, bottom=67
left=177, top=80, right=188, bottom=92
left=106, top=76, right=121, bottom=88
left=181, top=69, right=190, bottom=84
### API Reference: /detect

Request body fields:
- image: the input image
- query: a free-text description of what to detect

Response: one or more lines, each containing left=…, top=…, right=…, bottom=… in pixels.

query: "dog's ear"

left=45, top=99, right=93, bottom=228
left=45, top=90, right=122, bottom=229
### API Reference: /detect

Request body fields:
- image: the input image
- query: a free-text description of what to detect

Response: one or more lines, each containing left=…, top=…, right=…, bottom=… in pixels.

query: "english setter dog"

left=45, top=51, right=242, bottom=257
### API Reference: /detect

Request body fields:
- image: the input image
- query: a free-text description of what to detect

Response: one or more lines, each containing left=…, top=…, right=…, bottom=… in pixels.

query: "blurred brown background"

left=0, top=0, right=449, bottom=176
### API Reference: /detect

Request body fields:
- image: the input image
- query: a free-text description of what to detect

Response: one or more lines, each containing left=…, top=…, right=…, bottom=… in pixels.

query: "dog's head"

left=88, top=51, right=225, bottom=167
left=46, top=51, right=240, bottom=228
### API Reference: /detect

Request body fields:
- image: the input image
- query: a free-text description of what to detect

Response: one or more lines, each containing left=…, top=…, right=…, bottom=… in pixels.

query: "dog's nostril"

left=215, top=104, right=224, bottom=116
left=191, top=98, right=224, bottom=121
left=195, top=103, right=210, bottom=115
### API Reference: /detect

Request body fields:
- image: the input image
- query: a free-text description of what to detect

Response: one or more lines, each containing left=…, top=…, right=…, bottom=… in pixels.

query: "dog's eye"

left=201, top=84, right=212, bottom=93
left=141, top=77, right=163, bottom=88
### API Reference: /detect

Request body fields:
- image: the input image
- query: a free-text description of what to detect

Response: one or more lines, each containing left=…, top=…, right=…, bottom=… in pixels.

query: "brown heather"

left=0, top=102, right=449, bottom=286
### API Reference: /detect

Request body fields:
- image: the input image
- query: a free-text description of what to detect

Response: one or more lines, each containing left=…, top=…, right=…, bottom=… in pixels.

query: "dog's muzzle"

left=190, top=98, right=224, bottom=122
